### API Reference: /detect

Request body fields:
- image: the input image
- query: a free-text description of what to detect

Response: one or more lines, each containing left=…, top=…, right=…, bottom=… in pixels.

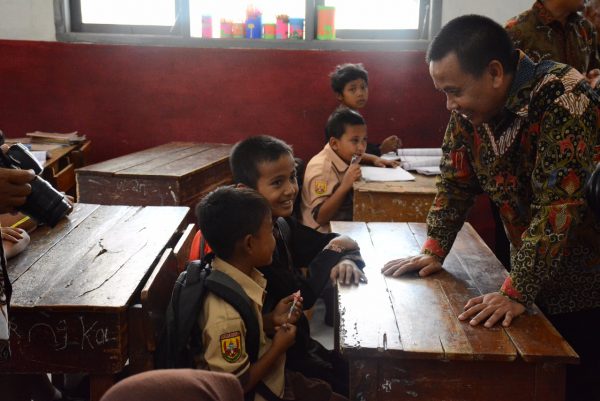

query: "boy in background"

left=301, top=108, right=396, bottom=233
left=196, top=186, right=346, bottom=401
left=190, top=135, right=366, bottom=395
left=330, top=63, right=400, bottom=155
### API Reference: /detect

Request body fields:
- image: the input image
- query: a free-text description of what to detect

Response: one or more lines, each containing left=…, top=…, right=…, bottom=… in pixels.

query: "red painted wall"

left=0, top=39, right=497, bottom=253
left=0, top=40, right=449, bottom=162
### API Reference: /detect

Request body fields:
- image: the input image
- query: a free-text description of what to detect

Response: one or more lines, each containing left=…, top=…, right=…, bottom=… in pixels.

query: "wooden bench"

left=353, top=174, right=437, bottom=222
left=331, top=221, right=578, bottom=401
left=76, top=142, right=233, bottom=208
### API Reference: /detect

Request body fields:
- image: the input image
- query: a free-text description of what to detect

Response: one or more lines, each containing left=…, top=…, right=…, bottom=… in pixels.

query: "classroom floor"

left=309, top=298, right=334, bottom=350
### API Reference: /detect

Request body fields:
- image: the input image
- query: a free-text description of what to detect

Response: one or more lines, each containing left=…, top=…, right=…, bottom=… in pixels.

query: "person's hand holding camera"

left=0, top=168, right=35, bottom=214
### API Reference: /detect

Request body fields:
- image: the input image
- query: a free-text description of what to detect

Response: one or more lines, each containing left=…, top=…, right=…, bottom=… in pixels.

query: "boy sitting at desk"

left=330, top=63, right=400, bottom=156
left=189, top=135, right=366, bottom=395
left=301, top=108, right=397, bottom=233
left=196, top=186, right=347, bottom=401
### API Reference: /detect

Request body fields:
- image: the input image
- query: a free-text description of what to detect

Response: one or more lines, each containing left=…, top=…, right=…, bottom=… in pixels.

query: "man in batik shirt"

left=382, top=15, right=600, bottom=401
left=506, top=0, right=600, bottom=82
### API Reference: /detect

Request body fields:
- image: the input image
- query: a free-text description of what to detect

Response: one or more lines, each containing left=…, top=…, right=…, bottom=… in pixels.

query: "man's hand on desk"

left=458, top=292, right=526, bottom=328
left=331, top=259, right=367, bottom=285
left=381, top=254, right=442, bottom=277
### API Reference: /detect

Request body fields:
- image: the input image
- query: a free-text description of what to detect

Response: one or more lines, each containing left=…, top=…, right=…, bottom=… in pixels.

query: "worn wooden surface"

left=353, top=174, right=437, bottom=222
left=331, top=221, right=578, bottom=401
left=76, top=142, right=233, bottom=207
left=5, top=203, right=189, bottom=400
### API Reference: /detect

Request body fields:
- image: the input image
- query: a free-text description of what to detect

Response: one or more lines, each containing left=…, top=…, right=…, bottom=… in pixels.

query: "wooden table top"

left=76, top=142, right=232, bottom=178
left=9, top=203, right=190, bottom=308
left=331, top=221, right=578, bottom=365
left=353, top=173, right=438, bottom=194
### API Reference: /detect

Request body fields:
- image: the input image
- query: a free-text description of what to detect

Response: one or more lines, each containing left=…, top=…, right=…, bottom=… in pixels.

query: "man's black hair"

left=325, top=108, right=366, bottom=141
left=229, top=135, right=294, bottom=188
left=426, top=14, right=516, bottom=77
left=196, top=186, right=271, bottom=260
left=330, top=63, right=369, bottom=95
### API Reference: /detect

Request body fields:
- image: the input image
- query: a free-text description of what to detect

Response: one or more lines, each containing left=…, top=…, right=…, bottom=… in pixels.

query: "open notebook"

left=360, top=166, right=415, bottom=182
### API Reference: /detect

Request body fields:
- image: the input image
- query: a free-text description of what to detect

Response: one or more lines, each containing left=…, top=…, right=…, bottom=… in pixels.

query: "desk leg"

left=90, top=374, right=115, bottom=401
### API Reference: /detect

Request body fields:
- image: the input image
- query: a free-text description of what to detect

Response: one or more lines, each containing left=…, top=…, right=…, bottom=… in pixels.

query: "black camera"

left=0, top=140, right=71, bottom=227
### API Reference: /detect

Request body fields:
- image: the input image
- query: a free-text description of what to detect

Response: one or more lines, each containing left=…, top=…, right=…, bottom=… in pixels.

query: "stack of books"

left=382, top=148, right=442, bottom=175
left=26, top=131, right=86, bottom=145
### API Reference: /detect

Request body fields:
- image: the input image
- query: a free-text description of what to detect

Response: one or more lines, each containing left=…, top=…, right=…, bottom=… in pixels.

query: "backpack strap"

left=275, top=217, right=294, bottom=272
left=204, top=270, right=260, bottom=362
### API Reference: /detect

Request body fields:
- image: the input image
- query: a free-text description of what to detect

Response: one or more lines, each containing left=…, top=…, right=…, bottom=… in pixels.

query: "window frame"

left=54, top=0, right=442, bottom=52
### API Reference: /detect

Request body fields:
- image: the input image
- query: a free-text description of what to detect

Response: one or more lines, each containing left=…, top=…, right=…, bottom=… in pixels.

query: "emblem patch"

left=314, top=180, right=327, bottom=195
left=220, top=331, right=242, bottom=363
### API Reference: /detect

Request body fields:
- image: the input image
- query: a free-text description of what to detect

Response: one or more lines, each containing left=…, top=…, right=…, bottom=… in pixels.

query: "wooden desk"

left=353, top=174, right=437, bottom=222
left=76, top=142, right=232, bottom=207
left=331, top=221, right=578, bottom=401
left=4, top=203, right=189, bottom=401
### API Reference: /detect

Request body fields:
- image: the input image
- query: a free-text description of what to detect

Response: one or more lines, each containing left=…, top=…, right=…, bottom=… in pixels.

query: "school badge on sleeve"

left=314, top=180, right=327, bottom=195
left=220, top=331, right=242, bottom=363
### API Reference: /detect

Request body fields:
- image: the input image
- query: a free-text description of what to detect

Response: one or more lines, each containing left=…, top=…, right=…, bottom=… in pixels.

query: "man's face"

left=254, top=153, right=298, bottom=218
left=338, top=78, right=369, bottom=110
left=429, top=52, right=506, bottom=127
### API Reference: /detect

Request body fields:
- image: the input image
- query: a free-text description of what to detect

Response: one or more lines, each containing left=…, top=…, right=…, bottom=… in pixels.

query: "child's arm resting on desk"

left=361, top=153, right=399, bottom=168
left=1, top=226, right=30, bottom=258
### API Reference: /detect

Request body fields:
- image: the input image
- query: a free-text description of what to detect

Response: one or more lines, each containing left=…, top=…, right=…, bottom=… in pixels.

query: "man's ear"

left=336, top=93, right=344, bottom=102
left=488, top=60, right=505, bottom=88
left=241, top=233, right=253, bottom=254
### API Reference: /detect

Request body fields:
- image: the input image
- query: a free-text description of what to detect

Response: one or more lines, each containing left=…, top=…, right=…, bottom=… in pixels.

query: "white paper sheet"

left=396, top=148, right=442, bottom=157
left=416, top=166, right=441, bottom=175
left=360, top=166, right=415, bottom=182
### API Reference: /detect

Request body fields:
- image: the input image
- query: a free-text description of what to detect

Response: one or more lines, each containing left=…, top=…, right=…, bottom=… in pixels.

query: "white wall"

left=441, top=0, right=528, bottom=25
left=0, top=0, right=528, bottom=41
left=0, top=0, right=55, bottom=41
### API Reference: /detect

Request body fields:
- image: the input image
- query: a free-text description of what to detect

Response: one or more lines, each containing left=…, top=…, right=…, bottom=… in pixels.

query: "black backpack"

left=155, top=254, right=260, bottom=369
left=155, top=255, right=284, bottom=401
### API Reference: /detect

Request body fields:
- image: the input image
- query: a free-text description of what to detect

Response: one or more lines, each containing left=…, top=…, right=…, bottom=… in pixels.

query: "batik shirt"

left=506, top=1, right=600, bottom=74
left=422, top=52, right=600, bottom=315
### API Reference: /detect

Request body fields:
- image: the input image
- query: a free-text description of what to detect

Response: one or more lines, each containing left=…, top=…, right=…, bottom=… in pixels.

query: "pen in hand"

left=351, top=154, right=361, bottom=165
left=286, top=290, right=302, bottom=325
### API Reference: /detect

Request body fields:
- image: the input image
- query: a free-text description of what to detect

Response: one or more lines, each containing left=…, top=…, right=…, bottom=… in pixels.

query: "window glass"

left=80, top=0, right=176, bottom=26
left=324, top=0, right=420, bottom=30
left=189, top=0, right=305, bottom=38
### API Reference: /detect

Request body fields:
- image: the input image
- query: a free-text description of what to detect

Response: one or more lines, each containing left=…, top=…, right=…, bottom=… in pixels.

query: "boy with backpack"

left=189, top=135, right=366, bottom=396
left=196, top=186, right=346, bottom=401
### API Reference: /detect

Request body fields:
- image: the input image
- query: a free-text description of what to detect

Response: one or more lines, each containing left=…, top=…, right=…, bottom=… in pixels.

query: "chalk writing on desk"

left=10, top=315, right=118, bottom=352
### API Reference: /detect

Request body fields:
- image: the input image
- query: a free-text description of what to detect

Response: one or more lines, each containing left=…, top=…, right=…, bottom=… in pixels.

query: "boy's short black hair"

left=330, top=63, right=369, bottom=95
left=426, top=15, right=516, bottom=77
left=196, top=186, right=271, bottom=260
left=230, top=135, right=294, bottom=188
left=325, top=108, right=366, bottom=141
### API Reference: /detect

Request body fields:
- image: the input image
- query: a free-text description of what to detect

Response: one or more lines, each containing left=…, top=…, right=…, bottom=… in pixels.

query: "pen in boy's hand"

left=351, top=154, right=361, bottom=165
left=286, top=290, right=302, bottom=323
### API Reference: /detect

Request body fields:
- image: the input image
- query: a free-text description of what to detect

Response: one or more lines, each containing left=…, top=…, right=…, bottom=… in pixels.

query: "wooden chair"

left=70, top=140, right=91, bottom=168
left=173, top=223, right=197, bottom=272
left=128, top=248, right=178, bottom=373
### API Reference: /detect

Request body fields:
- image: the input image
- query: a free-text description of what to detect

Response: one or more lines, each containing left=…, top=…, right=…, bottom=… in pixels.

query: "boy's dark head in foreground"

left=330, top=63, right=369, bottom=95
left=325, top=108, right=366, bottom=141
left=229, top=135, right=298, bottom=219
left=196, top=186, right=272, bottom=260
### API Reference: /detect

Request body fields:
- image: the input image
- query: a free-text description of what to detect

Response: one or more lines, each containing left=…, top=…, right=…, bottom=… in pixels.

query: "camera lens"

left=19, top=176, right=71, bottom=227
